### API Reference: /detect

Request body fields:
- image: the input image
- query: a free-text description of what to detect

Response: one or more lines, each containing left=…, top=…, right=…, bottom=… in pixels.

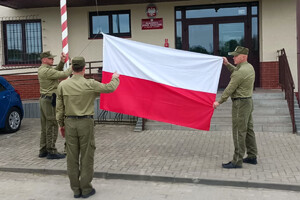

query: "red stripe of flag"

left=100, top=71, right=215, bottom=130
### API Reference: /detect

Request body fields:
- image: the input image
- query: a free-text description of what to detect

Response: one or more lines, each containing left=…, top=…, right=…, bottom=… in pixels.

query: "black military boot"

left=47, top=153, right=65, bottom=159
left=243, top=157, right=257, bottom=165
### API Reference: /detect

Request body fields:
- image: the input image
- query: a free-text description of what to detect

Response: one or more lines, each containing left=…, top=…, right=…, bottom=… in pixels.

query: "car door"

left=0, top=79, right=11, bottom=128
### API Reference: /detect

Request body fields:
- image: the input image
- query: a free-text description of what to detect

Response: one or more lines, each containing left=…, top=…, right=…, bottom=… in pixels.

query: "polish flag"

left=100, top=34, right=222, bottom=131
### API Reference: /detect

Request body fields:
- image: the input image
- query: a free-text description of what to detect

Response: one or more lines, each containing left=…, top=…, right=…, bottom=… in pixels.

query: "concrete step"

left=210, top=116, right=291, bottom=123
left=145, top=120, right=293, bottom=133
left=145, top=116, right=292, bottom=124
left=145, top=90, right=293, bottom=133
left=213, top=108, right=289, bottom=115
left=210, top=124, right=293, bottom=132
left=252, top=92, right=285, bottom=99
left=294, top=94, right=300, bottom=134
left=216, top=89, right=286, bottom=100
left=216, top=100, right=289, bottom=107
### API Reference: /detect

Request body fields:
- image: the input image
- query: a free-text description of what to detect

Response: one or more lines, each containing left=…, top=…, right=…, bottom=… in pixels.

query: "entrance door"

left=177, top=2, right=259, bottom=88
left=187, top=21, right=246, bottom=88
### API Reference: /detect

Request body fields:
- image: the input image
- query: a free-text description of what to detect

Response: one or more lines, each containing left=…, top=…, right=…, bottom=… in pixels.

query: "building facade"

left=0, top=0, right=298, bottom=99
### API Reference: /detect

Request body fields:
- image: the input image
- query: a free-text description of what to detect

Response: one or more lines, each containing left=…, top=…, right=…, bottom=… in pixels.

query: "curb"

left=1, top=167, right=300, bottom=192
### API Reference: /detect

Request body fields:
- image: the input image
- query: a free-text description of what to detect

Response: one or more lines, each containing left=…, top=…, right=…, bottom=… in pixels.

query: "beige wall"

left=0, top=0, right=298, bottom=88
left=0, top=0, right=255, bottom=64
left=260, top=0, right=297, bottom=87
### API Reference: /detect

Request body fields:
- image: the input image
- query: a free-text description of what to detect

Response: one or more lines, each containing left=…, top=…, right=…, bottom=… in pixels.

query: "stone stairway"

left=144, top=89, right=294, bottom=133
left=294, top=94, right=300, bottom=134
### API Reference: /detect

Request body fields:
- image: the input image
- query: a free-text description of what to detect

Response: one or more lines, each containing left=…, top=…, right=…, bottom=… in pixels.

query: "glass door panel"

left=188, top=24, right=214, bottom=55
left=218, top=22, right=245, bottom=88
left=219, top=22, right=245, bottom=56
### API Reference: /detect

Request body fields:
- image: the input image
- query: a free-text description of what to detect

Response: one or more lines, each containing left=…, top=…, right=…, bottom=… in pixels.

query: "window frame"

left=175, top=2, right=259, bottom=51
left=2, top=19, right=43, bottom=66
left=89, top=10, right=131, bottom=39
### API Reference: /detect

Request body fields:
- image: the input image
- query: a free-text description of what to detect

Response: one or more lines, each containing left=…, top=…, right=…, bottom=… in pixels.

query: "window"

left=185, top=7, right=247, bottom=19
left=2, top=20, right=42, bottom=65
left=175, top=2, right=259, bottom=52
left=89, top=10, right=131, bottom=38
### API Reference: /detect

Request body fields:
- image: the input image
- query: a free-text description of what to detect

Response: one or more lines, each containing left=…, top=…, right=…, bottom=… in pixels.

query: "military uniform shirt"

left=38, top=61, right=73, bottom=96
left=218, top=61, right=255, bottom=104
left=56, top=74, right=120, bottom=127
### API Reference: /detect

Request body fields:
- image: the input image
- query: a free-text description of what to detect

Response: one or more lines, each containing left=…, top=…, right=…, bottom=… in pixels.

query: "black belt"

left=232, top=97, right=252, bottom=101
left=65, top=115, right=93, bottom=119
left=40, top=94, right=52, bottom=100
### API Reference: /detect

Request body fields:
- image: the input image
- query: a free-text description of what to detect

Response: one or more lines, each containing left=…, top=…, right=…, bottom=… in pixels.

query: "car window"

left=0, top=83, right=6, bottom=92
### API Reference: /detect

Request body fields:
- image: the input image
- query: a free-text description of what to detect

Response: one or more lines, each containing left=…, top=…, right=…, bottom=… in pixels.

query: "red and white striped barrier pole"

left=60, top=0, right=69, bottom=70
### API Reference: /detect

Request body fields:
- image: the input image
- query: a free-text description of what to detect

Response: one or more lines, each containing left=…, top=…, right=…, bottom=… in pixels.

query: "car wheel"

left=5, top=107, right=22, bottom=133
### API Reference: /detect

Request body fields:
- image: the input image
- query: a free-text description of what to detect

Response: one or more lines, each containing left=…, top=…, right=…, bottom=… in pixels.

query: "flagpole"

left=60, top=0, right=69, bottom=70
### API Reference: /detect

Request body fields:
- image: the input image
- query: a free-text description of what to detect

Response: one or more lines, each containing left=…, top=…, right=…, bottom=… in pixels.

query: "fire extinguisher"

left=164, top=39, right=169, bottom=47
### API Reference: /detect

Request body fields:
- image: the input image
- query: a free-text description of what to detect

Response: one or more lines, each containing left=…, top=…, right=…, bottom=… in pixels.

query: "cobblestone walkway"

left=1, top=119, right=300, bottom=190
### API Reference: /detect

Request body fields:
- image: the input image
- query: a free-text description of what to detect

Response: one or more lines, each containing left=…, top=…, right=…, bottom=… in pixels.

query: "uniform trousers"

left=65, top=118, right=95, bottom=196
left=39, top=97, right=58, bottom=154
left=231, top=98, right=257, bottom=166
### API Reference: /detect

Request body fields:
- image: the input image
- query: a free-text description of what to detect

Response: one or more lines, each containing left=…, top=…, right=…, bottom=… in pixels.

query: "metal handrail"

left=277, top=48, right=296, bottom=133
left=0, top=61, right=103, bottom=76
left=0, top=60, right=102, bottom=77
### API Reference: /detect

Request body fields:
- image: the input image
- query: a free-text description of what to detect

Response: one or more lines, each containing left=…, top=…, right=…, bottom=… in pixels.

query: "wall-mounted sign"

left=141, top=18, right=163, bottom=30
left=146, top=4, right=158, bottom=18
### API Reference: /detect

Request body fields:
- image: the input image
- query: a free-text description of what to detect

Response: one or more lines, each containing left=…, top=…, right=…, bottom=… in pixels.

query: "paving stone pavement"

left=1, top=172, right=300, bottom=200
left=1, top=118, right=300, bottom=191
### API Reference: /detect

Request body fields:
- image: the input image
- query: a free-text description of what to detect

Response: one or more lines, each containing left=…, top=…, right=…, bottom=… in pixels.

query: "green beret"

left=40, top=51, right=56, bottom=59
left=228, top=46, right=249, bottom=56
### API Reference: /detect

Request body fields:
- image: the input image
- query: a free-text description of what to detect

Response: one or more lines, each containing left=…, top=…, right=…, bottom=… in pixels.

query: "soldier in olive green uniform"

left=213, top=46, right=258, bottom=169
left=38, top=51, right=73, bottom=159
left=56, top=57, right=120, bottom=198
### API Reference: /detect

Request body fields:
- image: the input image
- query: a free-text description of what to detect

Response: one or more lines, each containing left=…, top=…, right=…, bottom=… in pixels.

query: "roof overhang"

left=0, top=0, right=187, bottom=9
